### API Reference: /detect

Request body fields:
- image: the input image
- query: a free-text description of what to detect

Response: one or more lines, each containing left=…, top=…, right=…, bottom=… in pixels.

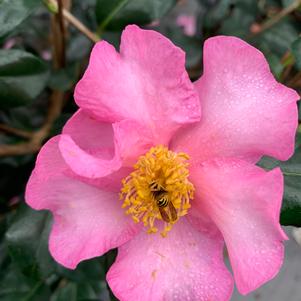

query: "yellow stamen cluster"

left=120, top=145, right=194, bottom=237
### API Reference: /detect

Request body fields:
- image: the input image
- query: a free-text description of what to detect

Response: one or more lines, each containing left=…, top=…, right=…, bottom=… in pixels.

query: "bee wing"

left=159, top=207, right=171, bottom=223
left=168, top=202, right=178, bottom=222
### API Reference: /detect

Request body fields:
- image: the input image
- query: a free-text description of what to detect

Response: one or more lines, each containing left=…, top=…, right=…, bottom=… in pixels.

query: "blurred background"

left=0, top=0, right=301, bottom=300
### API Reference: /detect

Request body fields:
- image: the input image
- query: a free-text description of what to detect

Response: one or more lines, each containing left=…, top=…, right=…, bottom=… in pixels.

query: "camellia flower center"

left=120, top=146, right=194, bottom=237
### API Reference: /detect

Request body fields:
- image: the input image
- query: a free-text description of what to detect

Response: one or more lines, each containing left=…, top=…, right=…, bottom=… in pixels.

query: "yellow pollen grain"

left=151, top=269, right=157, bottom=280
left=120, top=145, right=194, bottom=237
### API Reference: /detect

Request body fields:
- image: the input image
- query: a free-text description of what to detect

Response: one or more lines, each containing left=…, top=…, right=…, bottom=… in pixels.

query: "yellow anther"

left=132, top=216, right=140, bottom=223
left=120, top=145, right=194, bottom=237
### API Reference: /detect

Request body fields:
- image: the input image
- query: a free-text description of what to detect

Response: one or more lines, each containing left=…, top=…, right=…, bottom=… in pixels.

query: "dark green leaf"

left=255, top=19, right=299, bottom=57
left=203, top=0, right=232, bottom=28
left=50, top=113, right=72, bottom=136
left=220, top=1, right=258, bottom=38
left=265, top=52, right=285, bottom=79
left=0, top=49, right=49, bottom=108
left=67, top=35, right=93, bottom=62
left=5, top=204, right=57, bottom=279
left=48, top=64, right=79, bottom=92
left=96, top=0, right=176, bottom=31
left=0, top=264, right=51, bottom=301
left=258, top=132, right=301, bottom=226
left=51, top=283, right=77, bottom=301
left=0, top=0, right=41, bottom=38
left=5, top=203, right=112, bottom=299
left=291, top=37, right=301, bottom=70
left=281, top=174, right=301, bottom=226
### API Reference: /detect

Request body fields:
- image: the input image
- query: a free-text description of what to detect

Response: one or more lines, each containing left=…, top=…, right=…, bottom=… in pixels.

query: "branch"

left=280, top=51, right=295, bottom=82
left=250, top=0, right=301, bottom=35
left=57, top=0, right=66, bottom=67
left=0, top=1, right=68, bottom=157
left=46, top=0, right=100, bottom=43
left=0, top=92, right=64, bottom=156
left=0, top=124, right=33, bottom=139
left=63, top=9, right=100, bottom=43
left=287, top=71, right=301, bottom=88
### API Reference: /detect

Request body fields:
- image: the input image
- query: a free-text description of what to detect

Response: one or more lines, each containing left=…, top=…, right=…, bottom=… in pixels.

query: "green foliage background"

left=0, top=0, right=300, bottom=300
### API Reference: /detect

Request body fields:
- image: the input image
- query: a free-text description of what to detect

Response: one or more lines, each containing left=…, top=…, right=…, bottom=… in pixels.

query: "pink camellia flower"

left=26, top=25, right=299, bottom=300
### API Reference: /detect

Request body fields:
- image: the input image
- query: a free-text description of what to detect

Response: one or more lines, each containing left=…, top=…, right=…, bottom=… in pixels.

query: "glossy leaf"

left=258, top=132, right=301, bottom=227
left=265, top=52, right=285, bottom=79
left=5, top=205, right=57, bottom=280
left=96, top=0, right=176, bottom=31
left=0, top=49, right=49, bottom=108
left=220, top=1, right=257, bottom=38
left=2, top=204, right=113, bottom=300
left=256, top=19, right=299, bottom=57
left=0, top=0, right=41, bottom=38
left=0, top=264, right=51, bottom=301
left=291, top=37, right=301, bottom=70
left=51, top=283, right=77, bottom=301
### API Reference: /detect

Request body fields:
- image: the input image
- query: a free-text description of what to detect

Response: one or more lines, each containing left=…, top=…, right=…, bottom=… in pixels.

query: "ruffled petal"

left=190, top=158, right=287, bottom=294
left=59, top=134, right=122, bottom=178
left=74, top=24, right=200, bottom=143
left=25, top=136, right=139, bottom=269
left=107, top=217, right=233, bottom=301
left=59, top=109, right=124, bottom=178
left=172, top=36, right=299, bottom=163
left=59, top=117, right=155, bottom=178
left=63, top=109, right=114, bottom=150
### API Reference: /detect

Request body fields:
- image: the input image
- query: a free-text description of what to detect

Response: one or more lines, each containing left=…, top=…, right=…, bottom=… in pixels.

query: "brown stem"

left=51, top=0, right=66, bottom=70
left=47, top=0, right=100, bottom=43
left=0, top=92, right=64, bottom=156
left=57, top=0, right=66, bottom=67
left=287, top=71, right=301, bottom=87
left=0, top=1, right=70, bottom=157
left=63, top=9, right=100, bottom=43
left=250, top=0, right=301, bottom=36
left=279, top=51, right=294, bottom=82
left=0, top=124, right=33, bottom=139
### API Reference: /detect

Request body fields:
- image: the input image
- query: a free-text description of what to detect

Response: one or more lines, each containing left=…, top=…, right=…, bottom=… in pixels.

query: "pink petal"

left=190, top=158, right=287, bottom=294
left=60, top=113, right=136, bottom=191
left=60, top=109, right=123, bottom=178
left=25, top=136, right=139, bottom=269
left=107, top=218, right=233, bottom=301
left=172, top=36, right=299, bottom=163
left=63, top=109, right=114, bottom=150
left=59, top=117, right=155, bottom=178
left=77, top=165, right=133, bottom=193
left=75, top=24, right=200, bottom=143
left=113, top=119, right=154, bottom=166
left=59, top=134, right=122, bottom=178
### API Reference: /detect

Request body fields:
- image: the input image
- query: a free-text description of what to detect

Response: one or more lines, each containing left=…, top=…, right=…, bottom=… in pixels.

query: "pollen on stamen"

left=120, top=145, right=194, bottom=237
